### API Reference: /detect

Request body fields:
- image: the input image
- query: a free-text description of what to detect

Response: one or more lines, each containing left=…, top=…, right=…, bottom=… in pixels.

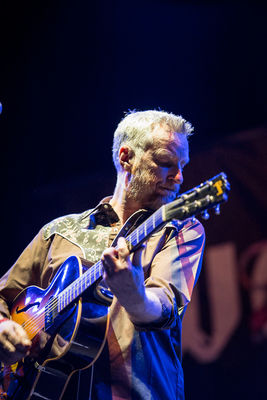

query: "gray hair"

left=112, top=110, right=193, bottom=172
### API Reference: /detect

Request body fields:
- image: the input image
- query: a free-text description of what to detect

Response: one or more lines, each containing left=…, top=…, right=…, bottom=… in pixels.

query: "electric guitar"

left=0, top=172, right=230, bottom=400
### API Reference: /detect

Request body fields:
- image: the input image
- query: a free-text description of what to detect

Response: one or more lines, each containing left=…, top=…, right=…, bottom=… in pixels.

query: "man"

left=0, top=110, right=205, bottom=399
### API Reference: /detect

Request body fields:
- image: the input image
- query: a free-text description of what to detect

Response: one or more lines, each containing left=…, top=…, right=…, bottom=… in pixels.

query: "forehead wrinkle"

left=150, top=134, right=189, bottom=161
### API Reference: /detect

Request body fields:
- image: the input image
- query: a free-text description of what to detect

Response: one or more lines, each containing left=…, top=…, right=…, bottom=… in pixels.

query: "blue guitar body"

left=3, top=256, right=110, bottom=400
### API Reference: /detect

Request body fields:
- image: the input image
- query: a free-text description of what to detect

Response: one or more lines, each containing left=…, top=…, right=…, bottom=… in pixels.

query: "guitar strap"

left=111, top=209, right=153, bottom=249
left=94, top=209, right=153, bottom=305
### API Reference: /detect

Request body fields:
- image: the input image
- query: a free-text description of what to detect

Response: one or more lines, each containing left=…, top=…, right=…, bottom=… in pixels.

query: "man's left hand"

left=101, top=237, right=162, bottom=323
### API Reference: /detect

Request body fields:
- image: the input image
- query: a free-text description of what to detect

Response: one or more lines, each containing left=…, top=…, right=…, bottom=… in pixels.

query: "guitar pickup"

left=45, top=296, right=58, bottom=330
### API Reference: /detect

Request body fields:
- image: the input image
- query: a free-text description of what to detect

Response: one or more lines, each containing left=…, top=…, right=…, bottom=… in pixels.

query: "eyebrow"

left=153, top=148, right=189, bottom=159
left=152, top=149, right=190, bottom=166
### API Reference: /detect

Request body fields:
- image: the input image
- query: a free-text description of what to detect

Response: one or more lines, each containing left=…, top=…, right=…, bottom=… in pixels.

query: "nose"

left=169, top=166, right=183, bottom=185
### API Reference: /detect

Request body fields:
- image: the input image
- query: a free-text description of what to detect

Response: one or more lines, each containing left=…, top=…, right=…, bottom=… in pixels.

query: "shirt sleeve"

left=0, top=229, right=50, bottom=317
left=134, top=218, right=205, bottom=331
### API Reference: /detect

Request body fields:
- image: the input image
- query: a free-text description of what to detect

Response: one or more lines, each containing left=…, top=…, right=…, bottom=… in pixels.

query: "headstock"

left=164, top=172, right=230, bottom=222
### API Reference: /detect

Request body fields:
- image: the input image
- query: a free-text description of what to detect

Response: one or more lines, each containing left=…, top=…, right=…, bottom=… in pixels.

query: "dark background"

left=1, top=1, right=267, bottom=399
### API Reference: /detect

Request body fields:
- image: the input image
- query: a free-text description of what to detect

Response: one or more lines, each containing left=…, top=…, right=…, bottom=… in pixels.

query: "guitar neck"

left=57, top=206, right=168, bottom=312
left=57, top=172, right=230, bottom=313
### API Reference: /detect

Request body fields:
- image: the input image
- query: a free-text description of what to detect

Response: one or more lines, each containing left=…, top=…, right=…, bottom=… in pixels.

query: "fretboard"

left=57, top=206, right=166, bottom=313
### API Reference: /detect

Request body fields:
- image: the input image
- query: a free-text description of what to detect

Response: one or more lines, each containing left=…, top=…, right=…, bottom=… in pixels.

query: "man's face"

left=127, top=126, right=189, bottom=210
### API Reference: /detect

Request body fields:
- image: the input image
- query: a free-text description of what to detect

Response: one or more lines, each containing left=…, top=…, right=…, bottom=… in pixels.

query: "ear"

left=119, top=145, right=135, bottom=172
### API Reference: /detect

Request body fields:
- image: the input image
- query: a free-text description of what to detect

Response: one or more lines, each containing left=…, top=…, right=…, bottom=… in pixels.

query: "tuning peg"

left=201, top=210, right=210, bottom=220
left=214, top=204, right=220, bottom=215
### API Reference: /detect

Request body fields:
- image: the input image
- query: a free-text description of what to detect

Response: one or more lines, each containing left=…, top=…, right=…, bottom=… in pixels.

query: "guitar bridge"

left=45, top=296, right=58, bottom=330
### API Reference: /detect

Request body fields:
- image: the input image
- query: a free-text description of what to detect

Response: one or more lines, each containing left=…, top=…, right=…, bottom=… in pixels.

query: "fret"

left=74, top=283, right=76, bottom=300
left=126, top=236, right=133, bottom=251
left=139, top=225, right=144, bottom=242
left=86, top=272, right=89, bottom=290
left=76, top=278, right=78, bottom=296
left=76, top=280, right=79, bottom=298
left=80, top=276, right=84, bottom=294
left=70, top=285, right=73, bottom=303
left=89, top=267, right=93, bottom=285
left=82, top=274, right=86, bottom=293
left=96, top=263, right=101, bottom=280
left=88, top=273, right=91, bottom=289
left=71, top=287, right=74, bottom=302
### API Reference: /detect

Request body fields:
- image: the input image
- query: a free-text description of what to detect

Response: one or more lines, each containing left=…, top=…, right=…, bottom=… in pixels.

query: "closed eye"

left=158, top=161, right=173, bottom=168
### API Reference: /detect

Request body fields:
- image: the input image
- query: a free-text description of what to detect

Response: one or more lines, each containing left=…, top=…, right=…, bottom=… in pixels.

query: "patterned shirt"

left=0, top=197, right=205, bottom=400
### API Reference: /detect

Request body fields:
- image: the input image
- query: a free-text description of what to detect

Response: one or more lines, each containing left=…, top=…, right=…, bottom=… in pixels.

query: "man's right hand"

left=0, top=320, right=32, bottom=365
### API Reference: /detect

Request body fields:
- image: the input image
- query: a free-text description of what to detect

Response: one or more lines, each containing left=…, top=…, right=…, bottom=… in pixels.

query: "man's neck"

left=109, top=172, right=143, bottom=225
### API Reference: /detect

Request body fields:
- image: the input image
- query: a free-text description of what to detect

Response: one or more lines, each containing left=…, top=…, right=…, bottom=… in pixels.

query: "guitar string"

left=19, top=209, right=165, bottom=337
left=20, top=261, right=101, bottom=337
left=21, top=209, right=164, bottom=337
left=21, top=190, right=215, bottom=336
left=21, top=259, right=101, bottom=334
left=20, top=260, right=102, bottom=337
left=5, top=199, right=173, bottom=365
left=21, top=210, right=164, bottom=336
left=24, top=195, right=214, bottom=335
left=19, top=185, right=221, bottom=336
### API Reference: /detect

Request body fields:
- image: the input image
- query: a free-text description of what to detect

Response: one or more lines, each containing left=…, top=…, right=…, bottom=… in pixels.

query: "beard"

left=126, top=165, right=179, bottom=211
